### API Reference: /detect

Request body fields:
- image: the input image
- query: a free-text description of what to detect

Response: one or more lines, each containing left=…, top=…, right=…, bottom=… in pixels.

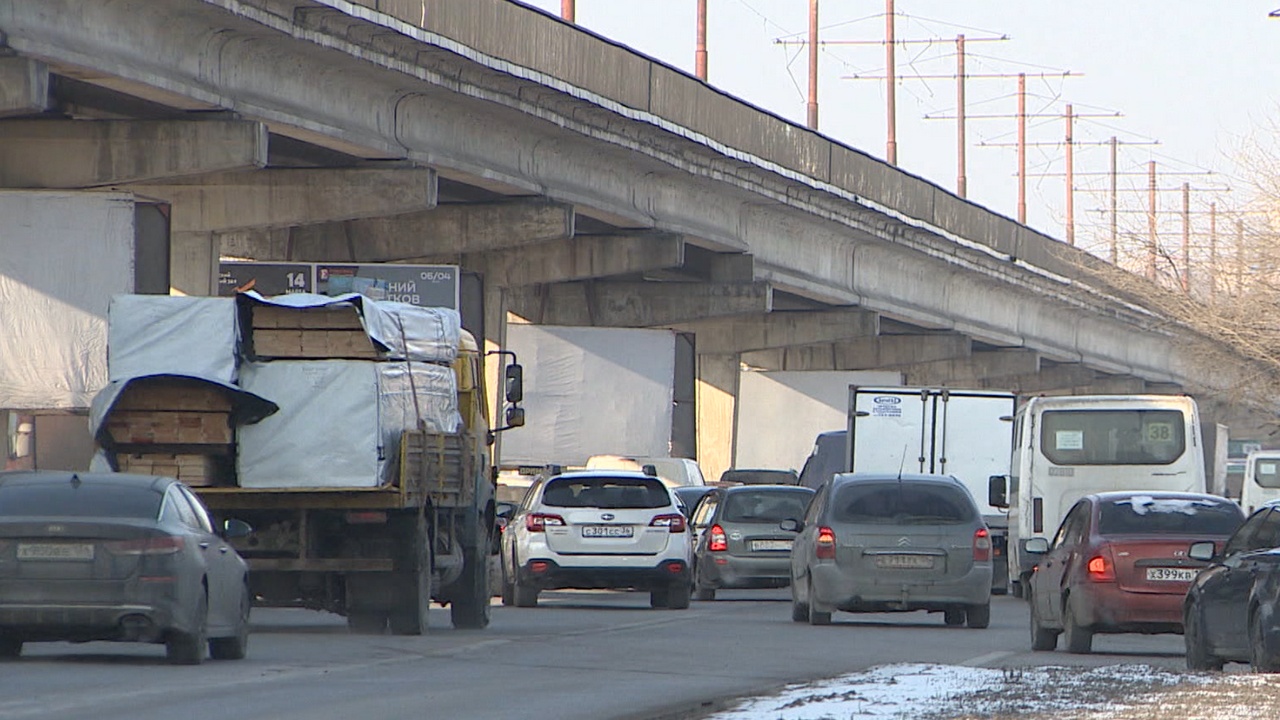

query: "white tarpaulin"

left=237, top=361, right=382, bottom=488
left=237, top=291, right=460, bottom=363
left=502, top=325, right=676, bottom=466
left=0, top=191, right=135, bottom=409
left=108, top=295, right=239, bottom=383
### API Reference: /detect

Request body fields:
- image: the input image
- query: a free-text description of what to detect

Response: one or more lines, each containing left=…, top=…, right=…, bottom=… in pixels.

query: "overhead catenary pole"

left=561, top=0, right=574, bottom=22
left=695, top=0, right=708, bottom=81
left=807, top=0, right=819, bottom=129
left=956, top=35, right=967, bottom=197
left=1017, top=73, right=1026, bottom=224
left=1109, top=136, right=1118, bottom=263
left=1181, top=182, right=1191, bottom=293
left=885, top=0, right=897, bottom=164
left=1065, top=104, right=1075, bottom=245
left=1147, top=160, right=1158, bottom=280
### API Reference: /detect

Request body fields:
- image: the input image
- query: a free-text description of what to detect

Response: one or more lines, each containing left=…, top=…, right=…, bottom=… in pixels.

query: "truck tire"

left=450, top=546, right=491, bottom=629
left=389, top=513, right=432, bottom=636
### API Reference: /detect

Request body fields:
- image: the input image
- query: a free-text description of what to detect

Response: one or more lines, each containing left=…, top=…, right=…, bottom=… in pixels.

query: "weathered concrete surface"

left=742, top=333, right=973, bottom=371
left=128, top=168, right=437, bottom=233
left=508, top=281, right=772, bottom=327
left=696, top=353, right=738, bottom=485
left=900, top=349, right=1042, bottom=386
left=472, top=233, right=684, bottom=287
left=0, top=56, right=47, bottom=117
left=675, top=309, right=879, bottom=355
left=0, top=120, right=267, bottom=187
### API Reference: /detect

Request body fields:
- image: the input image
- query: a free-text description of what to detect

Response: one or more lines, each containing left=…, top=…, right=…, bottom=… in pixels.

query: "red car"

left=1026, top=491, right=1244, bottom=654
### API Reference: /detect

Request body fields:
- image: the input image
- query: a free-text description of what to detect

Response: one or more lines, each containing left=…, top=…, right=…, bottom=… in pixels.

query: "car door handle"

left=219, top=547, right=229, bottom=554
left=199, top=542, right=210, bottom=550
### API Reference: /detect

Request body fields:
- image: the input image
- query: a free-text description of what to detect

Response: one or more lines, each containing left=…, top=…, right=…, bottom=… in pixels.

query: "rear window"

left=831, top=482, right=975, bottom=525
left=1097, top=496, right=1244, bottom=536
left=721, top=470, right=799, bottom=485
left=0, top=483, right=163, bottom=519
left=541, top=477, right=670, bottom=509
left=721, top=489, right=813, bottom=523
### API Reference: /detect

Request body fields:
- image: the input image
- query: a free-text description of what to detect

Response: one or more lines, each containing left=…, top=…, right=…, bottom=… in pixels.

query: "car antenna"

left=69, top=473, right=82, bottom=488
left=897, top=445, right=908, bottom=482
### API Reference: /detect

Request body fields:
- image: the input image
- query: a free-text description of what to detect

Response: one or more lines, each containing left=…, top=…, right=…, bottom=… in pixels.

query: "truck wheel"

left=450, top=546, right=492, bottom=629
left=389, top=514, right=432, bottom=636
left=966, top=602, right=991, bottom=629
left=666, top=583, right=692, bottom=610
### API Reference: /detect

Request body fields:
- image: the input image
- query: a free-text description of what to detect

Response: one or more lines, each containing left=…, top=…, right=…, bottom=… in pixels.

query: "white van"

left=584, top=455, right=707, bottom=488
left=1240, top=450, right=1280, bottom=514
left=989, top=394, right=1207, bottom=597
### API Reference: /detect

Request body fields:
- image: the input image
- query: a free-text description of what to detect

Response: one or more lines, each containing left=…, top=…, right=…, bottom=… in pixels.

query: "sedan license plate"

left=1146, top=567, right=1196, bottom=582
left=751, top=539, right=793, bottom=552
left=874, top=554, right=935, bottom=570
left=17, top=543, right=95, bottom=561
left=582, top=525, right=634, bottom=538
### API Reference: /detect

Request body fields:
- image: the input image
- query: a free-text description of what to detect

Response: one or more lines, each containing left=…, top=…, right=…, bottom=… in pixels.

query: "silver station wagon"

left=787, top=473, right=993, bottom=628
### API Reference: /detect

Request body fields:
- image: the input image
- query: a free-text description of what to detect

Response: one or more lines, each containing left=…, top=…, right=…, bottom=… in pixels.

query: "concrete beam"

left=251, top=199, right=573, bottom=262
left=508, top=281, right=772, bottom=327
left=0, top=120, right=268, bottom=188
left=901, top=349, right=1041, bottom=386
left=130, top=168, right=437, bottom=233
left=835, top=333, right=972, bottom=370
left=0, top=57, right=48, bottom=117
left=986, top=364, right=1100, bottom=395
left=677, top=309, right=878, bottom=354
left=473, top=233, right=684, bottom=287
left=1067, top=375, right=1150, bottom=396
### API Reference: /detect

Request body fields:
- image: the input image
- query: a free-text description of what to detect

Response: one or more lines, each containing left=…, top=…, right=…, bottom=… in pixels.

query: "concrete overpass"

left=0, top=0, right=1257, bottom=477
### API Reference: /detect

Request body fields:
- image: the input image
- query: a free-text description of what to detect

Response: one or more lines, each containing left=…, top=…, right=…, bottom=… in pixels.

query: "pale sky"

left=517, top=1, right=1280, bottom=265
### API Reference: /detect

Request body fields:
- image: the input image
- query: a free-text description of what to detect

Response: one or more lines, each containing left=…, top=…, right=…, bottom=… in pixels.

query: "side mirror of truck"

left=988, top=475, right=1009, bottom=509
left=504, top=405, right=525, bottom=429
left=505, top=364, right=524, bottom=404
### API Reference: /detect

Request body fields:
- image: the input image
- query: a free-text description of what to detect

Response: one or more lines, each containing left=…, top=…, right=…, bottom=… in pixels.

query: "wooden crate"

left=117, top=452, right=224, bottom=487
left=253, top=328, right=379, bottom=359
left=251, top=304, right=364, bottom=330
left=114, top=379, right=233, bottom=413
left=106, top=410, right=232, bottom=445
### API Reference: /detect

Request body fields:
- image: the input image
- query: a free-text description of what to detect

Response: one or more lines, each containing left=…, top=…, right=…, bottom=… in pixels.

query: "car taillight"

left=815, top=526, right=836, bottom=560
left=708, top=524, right=728, bottom=552
left=525, top=513, right=566, bottom=532
left=1087, top=546, right=1116, bottom=582
left=973, top=527, right=991, bottom=562
left=106, top=536, right=185, bottom=555
left=650, top=513, right=687, bottom=533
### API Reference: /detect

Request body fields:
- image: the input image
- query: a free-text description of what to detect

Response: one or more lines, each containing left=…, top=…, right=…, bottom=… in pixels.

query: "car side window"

left=164, top=488, right=203, bottom=532
left=177, top=486, right=215, bottom=533
left=1052, top=502, right=1087, bottom=549
left=520, top=480, right=543, bottom=511
left=805, top=484, right=829, bottom=525
left=692, top=494, right=719, bottom=528
left=1247, top=509, right=1280, bottom=552
left=1223, top=508, right=1270, bottom=557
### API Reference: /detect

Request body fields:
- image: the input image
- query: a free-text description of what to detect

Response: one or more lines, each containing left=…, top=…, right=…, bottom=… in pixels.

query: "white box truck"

left=845, top=386, right=1016, bottom=594
left=988, top=394, right=1208, bottom=598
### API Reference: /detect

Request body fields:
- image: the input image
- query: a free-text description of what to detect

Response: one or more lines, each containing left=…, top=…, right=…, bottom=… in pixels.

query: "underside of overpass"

left=0, top=0, right=1269, bottom=477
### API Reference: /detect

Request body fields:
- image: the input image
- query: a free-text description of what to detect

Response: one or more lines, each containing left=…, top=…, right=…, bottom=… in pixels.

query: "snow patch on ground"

left=706, top=663, right=1280, bottom=720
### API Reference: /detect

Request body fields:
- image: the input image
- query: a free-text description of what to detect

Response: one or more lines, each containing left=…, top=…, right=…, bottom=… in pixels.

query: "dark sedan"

left=0, top=471, right=252, bottom=664
left=1184, top=503, right=1280, bottom=671
left=690, top=485, right=813, bottom=600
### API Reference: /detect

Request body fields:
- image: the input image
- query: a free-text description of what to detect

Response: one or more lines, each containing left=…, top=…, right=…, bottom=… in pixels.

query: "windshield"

left=1039, top=409, right=1186, bottom=466
left=720, top=489, right=813, bottom=523
left=831, top=482, right=975, bottom=525
left=1254, top=458, right=1280, bottom=489
left=541, top=477, right=670, bottom=509
left=1097, top=496, right=1243, bottom=535
left=0, top=482, right=163, bottom=519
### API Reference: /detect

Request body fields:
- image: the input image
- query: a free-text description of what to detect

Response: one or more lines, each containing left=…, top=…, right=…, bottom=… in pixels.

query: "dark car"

left=1027, top=492, right=1244, bottom=655
left=797, top=431, right=845, bottom=490
left=1184, top=503, right=1280, bottom=671
left=718, top=469, right=800, bottom=486
left=789, top=473, right=992, bottom=627
left=689, top=485, right=814, bottom=600
left=673, top=486, right=716, bottom=519
left=0, top=471, right=253, bottom=664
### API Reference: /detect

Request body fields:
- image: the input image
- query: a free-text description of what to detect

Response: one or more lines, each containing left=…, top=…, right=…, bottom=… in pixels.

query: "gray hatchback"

left=690, top=485, right=814, bottom=600
left=787, top=473, right=993, bottom=627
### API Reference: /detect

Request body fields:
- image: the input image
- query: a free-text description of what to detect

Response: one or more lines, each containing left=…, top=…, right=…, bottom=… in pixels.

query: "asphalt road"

left=0, top=590, right=1189, bottom=720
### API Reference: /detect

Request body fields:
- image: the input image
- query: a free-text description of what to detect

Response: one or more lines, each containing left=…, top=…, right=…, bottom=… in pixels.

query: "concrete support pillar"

left=171, top=231, right=218, bottom=296
left=0, top=58, right=49, bottom=117
left=697, top=353, right=739, bottom=485
left=0, top=120, right=268, bottom=187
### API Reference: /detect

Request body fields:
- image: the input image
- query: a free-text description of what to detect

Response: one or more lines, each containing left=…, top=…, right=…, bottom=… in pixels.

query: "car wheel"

left=649, top=588, right=670, bottom=609
left=666, top=582, right=692, bottom=610
left=966, top=602, right=991, bottom=629
left=0, top=636, right=21, bottom=659
left=790, top=577, right=809, bottom=623
left=1029, top=590, right=1058, bottom=651
left=209, top=585, right=251, bottom=660
left=166, top=591, right=208, bottom=665
left=513, top=580, right=539, bottom=608
left=807, top=581, right=831, bottom=626
left=944, top=608, right=966, bottom=626
left=501, top=559, right=515, bottom=607
left=1185, top=604, right=1223, bottom=671
left=1062, top=597, right=1093, bottom=654
left=1251, top=609, right=1280, bottom=673
left=693, top=580, right=716, bottom=601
